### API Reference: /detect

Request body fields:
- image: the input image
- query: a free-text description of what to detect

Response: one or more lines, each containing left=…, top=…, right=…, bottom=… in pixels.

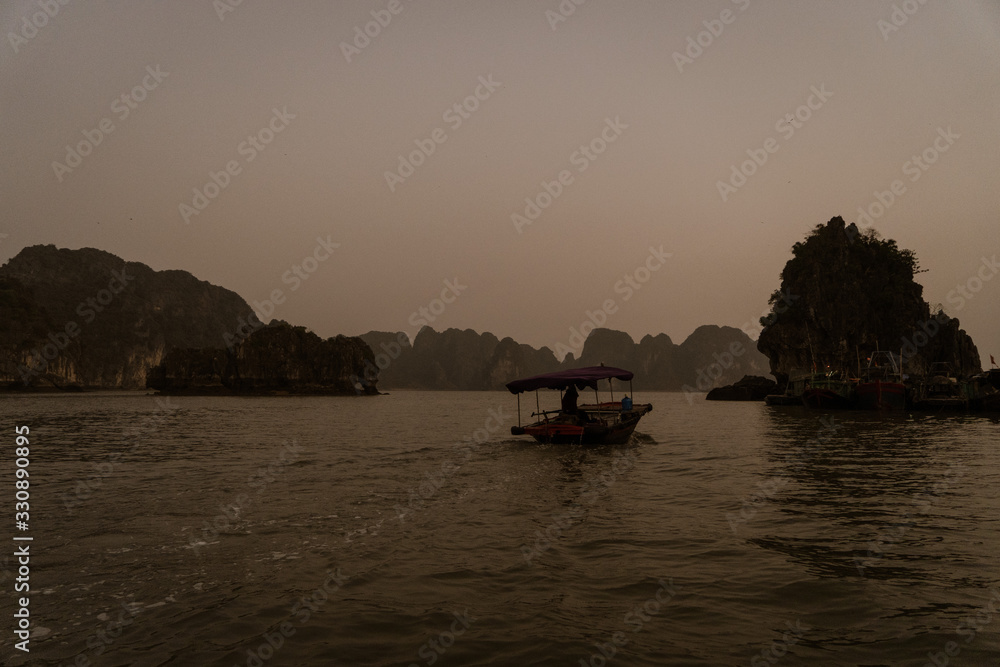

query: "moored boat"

left=856, top=352, right=906, bottom=410
left=801, top=371, right=855, bottom=409
left=765, top=372, right=809, bottom=406
left=911, top=363, right=968, bottom=411
left=962, top=373, right=1000, bottom=412
left=987, top=368, right=1000, bottom=391
left=506, top=366, right=652, bottom=445
left=856, top=379, right=907, bottom=410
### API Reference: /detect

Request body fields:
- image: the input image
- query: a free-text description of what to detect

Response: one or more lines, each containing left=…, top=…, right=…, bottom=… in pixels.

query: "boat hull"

left=988, top=369, right=1000, bottom=391
left=911, top=397, right=969, bottom=411
left=802, top=388, right=854, bottom=410
left=765, top=394, right=803, bottom=406
left=513, top=404, right=652, bottom=445
left=855, top=380, right=907, bottom=410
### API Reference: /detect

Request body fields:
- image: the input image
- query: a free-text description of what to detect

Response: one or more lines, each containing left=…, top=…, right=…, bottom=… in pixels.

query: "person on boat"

left=561, top=385, right=591, bottom=424
left=561, top=385, right=579, bottom=415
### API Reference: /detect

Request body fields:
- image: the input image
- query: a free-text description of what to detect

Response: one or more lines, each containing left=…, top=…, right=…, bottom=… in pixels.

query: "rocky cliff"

left=360, top=327, right=561, bottom=391
left=0, top=245, right=257, bottom=389
left=361, top=325, right=769, bottom=391
left=575, top=325, right=770, bottom=391
left=147, top=321, right=377, bottom=395
left=757, top=216, right=981, bottom=384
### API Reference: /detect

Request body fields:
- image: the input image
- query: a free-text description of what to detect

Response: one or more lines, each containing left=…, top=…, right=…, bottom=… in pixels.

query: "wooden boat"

left=506, top=366, right=652, bottom=445
left=801, top=371, right=855, bottom=409
left=856, top=351, right=906, bottom=410
left=765, top=393, right=804, bottom=406
left=987, top=368, right=1000, bottom=391
left=962, top=374, right=1000, bottom=412
left=765, top=372, right=809, bottom=406
left=911, top=363, right=968, bottom=411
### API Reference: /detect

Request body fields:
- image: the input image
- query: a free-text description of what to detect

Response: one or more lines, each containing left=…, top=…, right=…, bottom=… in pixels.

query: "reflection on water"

left=0, top=392, right=997, bottom=666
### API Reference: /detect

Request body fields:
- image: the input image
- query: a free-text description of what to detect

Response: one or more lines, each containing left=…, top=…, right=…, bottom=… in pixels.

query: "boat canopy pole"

left=516, top=393, right=521, bottom=427
left=535, top=390, right=541, bottom=422
left=629, top=379, right=633, bottom=399
left=609, top=378, right=614, bottom=404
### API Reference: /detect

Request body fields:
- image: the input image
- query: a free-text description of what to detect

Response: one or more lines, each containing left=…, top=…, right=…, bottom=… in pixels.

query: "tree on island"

left=757, top=216, right=980, bottom=386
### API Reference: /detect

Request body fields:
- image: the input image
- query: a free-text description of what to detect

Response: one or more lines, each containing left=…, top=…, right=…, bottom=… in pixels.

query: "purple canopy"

left=505, top=366, right=634, bottom=394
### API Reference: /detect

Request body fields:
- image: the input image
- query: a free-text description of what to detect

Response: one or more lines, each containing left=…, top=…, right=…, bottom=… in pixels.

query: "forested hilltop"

left=757, top=216, right=980, bottom=384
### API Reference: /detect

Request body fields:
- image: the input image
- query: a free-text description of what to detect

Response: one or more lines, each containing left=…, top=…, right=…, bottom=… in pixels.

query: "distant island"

left=757, top=216, right=980, bottom=382
left=2, top=221, right=983, bottom=397
left=0, top=245, right=769, bottom=394
left=707, top=216, right=984, bottom=404
left=0, top=245, right=373, bottom=394
left=358, top=325, right=769, bottom=392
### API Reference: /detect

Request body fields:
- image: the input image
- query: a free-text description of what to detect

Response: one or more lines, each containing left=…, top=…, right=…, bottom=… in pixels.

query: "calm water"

left=1, top=391, right=998, bottom=666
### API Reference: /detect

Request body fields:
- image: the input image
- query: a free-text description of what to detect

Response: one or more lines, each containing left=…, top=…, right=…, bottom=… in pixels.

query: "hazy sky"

left=3, top=1, right=999, bottom=363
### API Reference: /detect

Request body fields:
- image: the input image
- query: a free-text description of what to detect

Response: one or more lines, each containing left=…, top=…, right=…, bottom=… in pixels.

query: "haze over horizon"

left=3, top=1, right=998, bottom=365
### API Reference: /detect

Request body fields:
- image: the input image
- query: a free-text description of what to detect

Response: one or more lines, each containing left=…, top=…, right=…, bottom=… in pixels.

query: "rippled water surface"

left=1, top=391, right=999, bottom=666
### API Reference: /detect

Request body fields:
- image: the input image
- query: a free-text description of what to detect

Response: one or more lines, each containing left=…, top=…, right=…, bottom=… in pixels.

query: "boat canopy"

left=505, top=366, right=634, bottom=394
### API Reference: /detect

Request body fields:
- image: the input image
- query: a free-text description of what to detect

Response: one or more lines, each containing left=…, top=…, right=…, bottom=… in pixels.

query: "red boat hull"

left=513, top=404, right=652, bottom=445
left=856, top=380, right=907, bottom=410
left=801, top=388, right=853, bottom=410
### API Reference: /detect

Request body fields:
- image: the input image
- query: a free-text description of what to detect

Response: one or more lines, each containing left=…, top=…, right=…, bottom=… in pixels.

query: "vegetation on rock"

left=757, top=216, right=980, bottom=384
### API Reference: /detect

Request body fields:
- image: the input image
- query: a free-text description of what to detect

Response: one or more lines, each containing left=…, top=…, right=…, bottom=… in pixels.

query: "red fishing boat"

left=506, top=366, right=652, bottom=445
left=801, top=371, right=855, bottom=409
left=856, top=351, right=907, bottom=410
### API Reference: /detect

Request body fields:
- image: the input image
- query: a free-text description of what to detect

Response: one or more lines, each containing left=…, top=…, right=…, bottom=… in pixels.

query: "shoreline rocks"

left=705, top=375, right=778, bottom=401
